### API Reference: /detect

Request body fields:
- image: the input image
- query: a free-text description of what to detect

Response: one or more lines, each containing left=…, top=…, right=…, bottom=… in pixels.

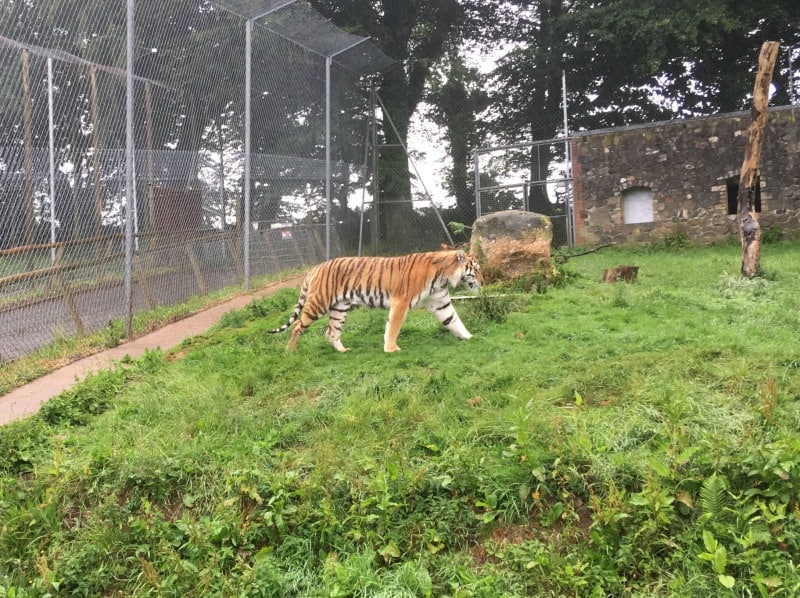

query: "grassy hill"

left=2, top=241, right=799, bottom=596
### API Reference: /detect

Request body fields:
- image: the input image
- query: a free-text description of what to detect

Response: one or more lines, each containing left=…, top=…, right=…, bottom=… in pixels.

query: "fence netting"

left=0, top=0, right=393, bottom=363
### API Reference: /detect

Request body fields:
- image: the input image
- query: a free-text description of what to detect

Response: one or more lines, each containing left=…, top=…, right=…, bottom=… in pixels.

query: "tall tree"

left=425, top=51, right=489, bottom=225
left=483, top=0, right=800, bottom=136
left=311, top=0, right=468, bottom=243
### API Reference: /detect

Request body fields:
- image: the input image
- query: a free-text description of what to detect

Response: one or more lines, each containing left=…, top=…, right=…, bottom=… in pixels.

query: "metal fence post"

left=473, top=148, right=481, bottom=219
left=325, top=55, right=331, bottom=260
left=562, top=69, right=575, bottom=247
left=47, top=57, right=56, bottom=264
left=243, top=18, right=252, bottom=290
left=124, top=0, right=135, bottom=337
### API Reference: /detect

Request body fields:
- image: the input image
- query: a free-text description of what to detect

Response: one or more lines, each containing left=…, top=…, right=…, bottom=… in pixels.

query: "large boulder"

left=469, top=210, right=552, bottom=279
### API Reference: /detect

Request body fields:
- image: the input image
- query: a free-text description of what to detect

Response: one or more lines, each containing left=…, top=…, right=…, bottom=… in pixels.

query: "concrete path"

left=0, top=274, right=304, bottom=425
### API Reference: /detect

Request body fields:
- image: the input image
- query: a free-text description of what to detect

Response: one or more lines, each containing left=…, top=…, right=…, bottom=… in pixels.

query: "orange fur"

left=270, top=250, right=483, bottom=352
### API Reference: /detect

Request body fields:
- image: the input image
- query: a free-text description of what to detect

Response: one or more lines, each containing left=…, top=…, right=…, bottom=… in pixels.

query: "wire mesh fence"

left=0, top=0, right=394, bottom=363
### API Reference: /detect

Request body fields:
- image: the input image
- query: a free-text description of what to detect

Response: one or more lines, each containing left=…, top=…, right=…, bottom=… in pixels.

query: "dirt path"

left=0, top=274, right=304, bottom=425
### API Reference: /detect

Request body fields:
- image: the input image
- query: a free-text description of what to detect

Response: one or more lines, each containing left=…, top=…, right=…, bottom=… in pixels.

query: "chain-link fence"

left=0, top=0, right=394, bottom=363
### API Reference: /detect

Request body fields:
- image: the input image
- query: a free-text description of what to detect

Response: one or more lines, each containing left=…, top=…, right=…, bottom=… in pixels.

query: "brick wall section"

left=571, top=105, right=800, bottom=245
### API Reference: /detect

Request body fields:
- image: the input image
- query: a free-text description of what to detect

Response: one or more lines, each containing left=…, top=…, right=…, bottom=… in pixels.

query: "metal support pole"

left=323, top=38, right=368, bottom=260
left=561, top=69, right=574, bottom=246
left=217, top=120, right=226, bottom=229
left=325, top=55, right=332, bottom=260
left=124, top=0, right=135, bottom=336
left=522, top=181, right=529, bottom=212
left=357, top=111, right=371, bottom=256
left=473, top=149, right=481, bottom=219
left=47, top=58, right=56, bottom=264
left=243, top=19, right=252, bottom=289
left=790, top=46, right=797, bottom=106
left=132, top=153, right=139, bottom=252
left=370, top=87, right=379, bottom=254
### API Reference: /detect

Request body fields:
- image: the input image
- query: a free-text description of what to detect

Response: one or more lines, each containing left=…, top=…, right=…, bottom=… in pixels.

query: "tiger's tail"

left=268, top=278, right=310, bottom=334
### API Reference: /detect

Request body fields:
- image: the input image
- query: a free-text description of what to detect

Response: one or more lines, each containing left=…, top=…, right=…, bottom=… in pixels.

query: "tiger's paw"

left=384, top=344, right=401, bottom=353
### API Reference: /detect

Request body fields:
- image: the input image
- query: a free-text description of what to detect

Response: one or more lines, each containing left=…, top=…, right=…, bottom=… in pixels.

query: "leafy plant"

left=2, top=242, right=800, bottom=595
left=698, top=530, right=736, bottom=589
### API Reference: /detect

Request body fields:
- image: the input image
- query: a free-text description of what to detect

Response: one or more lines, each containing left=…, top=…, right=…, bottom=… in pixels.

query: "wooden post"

left=145, top=82, right=155, bottom=232
left=133, top=253, right=156, bottom=310
left=21, top=50, right=35, bottom=250
left=225, top=231, right=245, bottom=281
left=738, top=41, right=779, bottom=278
left=185, top=240, right=207, bottom=293
left=90, top=65, right=104, bottom=235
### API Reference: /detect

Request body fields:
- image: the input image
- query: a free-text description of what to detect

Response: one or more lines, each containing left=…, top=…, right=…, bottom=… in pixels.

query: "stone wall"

left=572, top=104, right=800, bottom=245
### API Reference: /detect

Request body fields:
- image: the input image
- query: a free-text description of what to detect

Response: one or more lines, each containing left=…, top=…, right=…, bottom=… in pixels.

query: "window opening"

left=726, top=176, right=761, bottom=215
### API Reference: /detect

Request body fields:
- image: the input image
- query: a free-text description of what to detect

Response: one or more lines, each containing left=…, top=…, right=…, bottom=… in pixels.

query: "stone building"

left=571, top=104, right=800, bottom=245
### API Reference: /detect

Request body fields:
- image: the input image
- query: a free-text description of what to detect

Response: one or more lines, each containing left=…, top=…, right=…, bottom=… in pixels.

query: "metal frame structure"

left=123, top=0, right=395, bottom=316
left=355, top=87, right=454, bottom=256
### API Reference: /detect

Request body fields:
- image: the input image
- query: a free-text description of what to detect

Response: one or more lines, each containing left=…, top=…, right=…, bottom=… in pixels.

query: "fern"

left=700, top=472, right=732, bottom=523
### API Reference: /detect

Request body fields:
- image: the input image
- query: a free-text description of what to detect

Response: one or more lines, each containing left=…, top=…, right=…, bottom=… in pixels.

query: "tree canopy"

left=474, top=0, right=800, bottom=141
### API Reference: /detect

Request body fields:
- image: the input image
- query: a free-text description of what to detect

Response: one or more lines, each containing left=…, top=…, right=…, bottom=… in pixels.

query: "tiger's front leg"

left=430, top=294, right=472, bottom=340
left=384, top=302, right=410, bottom=352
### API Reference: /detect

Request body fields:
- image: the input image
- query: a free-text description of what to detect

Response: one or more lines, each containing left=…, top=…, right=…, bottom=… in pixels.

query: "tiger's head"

left=456, top=250, right=483, bottom=291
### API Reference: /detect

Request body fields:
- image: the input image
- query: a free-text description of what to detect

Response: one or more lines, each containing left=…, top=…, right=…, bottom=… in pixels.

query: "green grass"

left=2, top=242, right=800, bottom=596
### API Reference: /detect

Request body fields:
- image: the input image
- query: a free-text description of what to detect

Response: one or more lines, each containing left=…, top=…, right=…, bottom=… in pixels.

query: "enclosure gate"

left=473, top=137, right=576, bottom=247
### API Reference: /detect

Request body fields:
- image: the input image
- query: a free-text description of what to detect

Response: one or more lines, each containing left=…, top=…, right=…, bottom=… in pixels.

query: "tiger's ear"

left=456, top=249, right=467, bottom=264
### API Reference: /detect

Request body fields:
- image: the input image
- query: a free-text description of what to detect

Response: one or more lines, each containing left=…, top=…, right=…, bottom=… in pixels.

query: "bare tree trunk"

left=738, top=41, right=779, bottom=278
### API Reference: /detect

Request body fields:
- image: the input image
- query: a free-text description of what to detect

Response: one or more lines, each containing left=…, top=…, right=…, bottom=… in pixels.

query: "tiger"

left=269, top=249, right=483, bottom=353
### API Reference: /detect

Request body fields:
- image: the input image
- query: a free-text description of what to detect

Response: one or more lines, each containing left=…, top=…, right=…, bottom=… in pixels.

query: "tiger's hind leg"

left=286, top=312, right=317, bottom=352
left=384, top=302, right=410, bottom=352
left=325, top=301, right=351, bottom=352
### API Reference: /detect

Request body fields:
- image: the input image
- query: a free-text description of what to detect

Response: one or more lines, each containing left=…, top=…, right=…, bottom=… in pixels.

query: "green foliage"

left=662, top=227, right=689, bottom=249
left=762, top=223, right=783, bottom=245
left=447, top=221, right=471, bottom=238
left=458, top=293, right=521, bottom=324
left=2, top=243, right=800, bottom=595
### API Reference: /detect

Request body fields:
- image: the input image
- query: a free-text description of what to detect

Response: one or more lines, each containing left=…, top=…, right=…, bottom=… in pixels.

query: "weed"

left=762, top=223, right=782, bottom=244
left=103, top=318, right=126, bottom=348
left=459, top=293, right=521, bottom=323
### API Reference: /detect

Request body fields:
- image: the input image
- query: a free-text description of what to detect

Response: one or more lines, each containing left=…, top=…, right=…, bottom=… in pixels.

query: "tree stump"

left=599, top=265, right=639, bottom=283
